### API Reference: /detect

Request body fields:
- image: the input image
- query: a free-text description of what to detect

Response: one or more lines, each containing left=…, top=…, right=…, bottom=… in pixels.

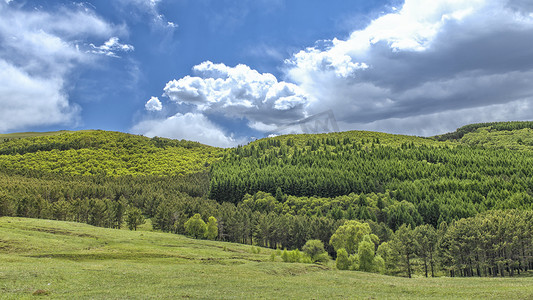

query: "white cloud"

left=283, top=0, right=533, bottom=135
left=145, top=96, right=163, bottom=111
left=345, top=98, right=533, bottom=137
left=0, top=2, right=130, bottom=132
left=131, top=113, right=241, bottom=148
left=119, top=0, right=178, bottom=30
left=0, top=59, right=79, bottom=132
left=90, top=37, right=134, bottom=57
left=163, top=61, right=310, bottom=127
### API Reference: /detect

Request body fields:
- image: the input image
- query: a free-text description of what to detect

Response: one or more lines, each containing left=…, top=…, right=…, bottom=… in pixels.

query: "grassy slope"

left=1, top=218, right=532, bottom=300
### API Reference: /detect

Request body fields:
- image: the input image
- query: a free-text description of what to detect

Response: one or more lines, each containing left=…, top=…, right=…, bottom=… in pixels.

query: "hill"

left=0, top=130, right=76, bottom=142
left=0, top=130, right=224, bottom=177
left=0, top=125, right=532, bottom=280
left=1, top=217, right=531, bottom=299
left=209, top=127, right=533, bottom=225
left=433, top=121, right=533, bottom=142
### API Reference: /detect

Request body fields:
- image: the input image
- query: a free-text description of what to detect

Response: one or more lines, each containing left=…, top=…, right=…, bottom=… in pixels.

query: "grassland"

left=1, top=217, right=532, bottom=299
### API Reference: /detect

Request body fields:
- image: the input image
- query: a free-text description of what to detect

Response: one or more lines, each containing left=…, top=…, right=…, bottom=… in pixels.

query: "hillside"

left=433, top=121, right=533, bottom=142
left=0, top=124, right=532, bottom=280
left=0, top=130, right=224, bottom=177
left=0, top=130, right=76, bottom=142
left=210, top=127, right=533, bottom=224
left=1, top=217, right=531, bottom=299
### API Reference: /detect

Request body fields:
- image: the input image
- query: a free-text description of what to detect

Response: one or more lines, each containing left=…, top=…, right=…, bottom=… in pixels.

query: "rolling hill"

left=0, top=122, right=532, bottom=281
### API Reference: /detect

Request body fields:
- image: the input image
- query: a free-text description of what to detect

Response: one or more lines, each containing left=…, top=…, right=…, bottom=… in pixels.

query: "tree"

left=184, top=213, right=207, bottom=239
left=357, top=235, right=375, bottom=272
left=414, top=224, right=438, bottom=277
left=329, top=220, right=378, bottom=255
left=336, top=248, right=350, bottom=270
left=302, top=239, right=328, bottom=263
left=390, top=224, right=416, bottom=278
left=205, top=216, right=218, bottom=240
left=377, top=241, right=396, bottom=274
left=126, top=206, right=145, bottom=231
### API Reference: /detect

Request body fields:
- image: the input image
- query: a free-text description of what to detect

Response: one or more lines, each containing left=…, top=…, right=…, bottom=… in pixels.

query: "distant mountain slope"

left=0, top=130, right=76, bottom=142
left=0, top=130, right=224, bottom=177
left=210, top=128, right=533, bottom=225
left=433, top=121, right=533, bottom=141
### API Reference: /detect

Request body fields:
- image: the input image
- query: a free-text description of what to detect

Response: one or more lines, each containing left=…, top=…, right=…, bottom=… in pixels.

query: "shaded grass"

left=1, top=217, right=532, bottom=299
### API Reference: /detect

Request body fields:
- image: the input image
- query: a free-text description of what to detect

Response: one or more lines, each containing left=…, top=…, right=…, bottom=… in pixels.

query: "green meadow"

left=1, top=217, right=531, bottom=299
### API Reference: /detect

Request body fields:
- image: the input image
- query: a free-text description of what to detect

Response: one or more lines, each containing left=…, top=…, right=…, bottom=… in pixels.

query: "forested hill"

left=0, top=130, right=224, bottom=177
left=1, top=124, right=532, bottom=278
left=210, top=125, right=533, bottom=225
left=433, top=121, right=533, bottom=141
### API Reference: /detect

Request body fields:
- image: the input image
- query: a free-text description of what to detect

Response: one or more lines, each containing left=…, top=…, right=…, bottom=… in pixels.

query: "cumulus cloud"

left=0, top=2, right=130, bottom=132
left=133, top=61, right=312, bottom=146
left=0, top=59, right=79, bottom=132
left=284, top=0, right=533, bottom=135
left=145, top=96, right=163, bottom=111
left=131, top=113, right=241, bottom=148
left=163, top=61, right=310, bottom=126
left=137, top=0, right=533, bottom=146
left=90, top=37, right=134, bottom=57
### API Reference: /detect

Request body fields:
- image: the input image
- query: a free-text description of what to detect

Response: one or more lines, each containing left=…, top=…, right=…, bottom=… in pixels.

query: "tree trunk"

left=406, top=252, right=412, bottom=278
left=424, top=258, right=428, bottom=278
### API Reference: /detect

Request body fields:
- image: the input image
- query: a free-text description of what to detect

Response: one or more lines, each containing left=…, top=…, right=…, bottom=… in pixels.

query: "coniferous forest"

left=0, top=122, right=532, bottom=278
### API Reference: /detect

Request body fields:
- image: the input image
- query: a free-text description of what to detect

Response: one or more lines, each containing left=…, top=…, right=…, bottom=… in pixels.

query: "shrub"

left=336, top=248, right=350, bottom=270
left=302, top=239, right=327, bottom=262
left=184, top=214, right=207, bottom=239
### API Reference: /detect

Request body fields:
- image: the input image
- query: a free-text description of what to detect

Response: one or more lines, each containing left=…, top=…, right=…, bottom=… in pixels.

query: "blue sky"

left=2, top=0, right=533, bottom=147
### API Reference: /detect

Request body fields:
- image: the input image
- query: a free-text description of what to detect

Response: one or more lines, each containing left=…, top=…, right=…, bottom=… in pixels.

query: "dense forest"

left=0, top=123, right=532, bottom=277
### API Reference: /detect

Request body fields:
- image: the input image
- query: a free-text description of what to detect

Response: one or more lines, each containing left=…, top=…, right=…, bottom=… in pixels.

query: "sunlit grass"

left=1, top=217, right=532, bottom=299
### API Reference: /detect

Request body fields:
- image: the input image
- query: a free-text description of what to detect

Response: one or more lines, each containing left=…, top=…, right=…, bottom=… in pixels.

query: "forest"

left=0, top=123, right=532, bottom=278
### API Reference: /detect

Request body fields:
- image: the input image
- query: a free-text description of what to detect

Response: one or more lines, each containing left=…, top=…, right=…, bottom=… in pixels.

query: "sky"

left=2, top=0, right=533, bottom=147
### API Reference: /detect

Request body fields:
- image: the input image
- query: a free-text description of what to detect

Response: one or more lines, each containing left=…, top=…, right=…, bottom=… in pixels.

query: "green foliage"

left=372, top=255, right=385, bottom=274
left=0, top=130, right=223, bottom=177
left=434, top=121, right=533, bottom=141
left=184, top=214, right=207, bottom=239
left=126, top=206, right=145, bottom=231
left=205, top=216, right=218, bottom=240
left=390, top=224, right=417, bottom=278
left=4, top=218, right=530, bottom=299
left=329, top=220, right=377, bottom=255
left=357, top=236, right=376, bottom=272
left=302, top=239, right=328, bottom=263
left=413, top=224, right=438, bottom=277
left=281, top=249, right=289, bottom=262
left=440, top=210, right=532, bottom=277
left=336, top=248, right=351, bottom=270
left=210, top=127, right=533, bottom=232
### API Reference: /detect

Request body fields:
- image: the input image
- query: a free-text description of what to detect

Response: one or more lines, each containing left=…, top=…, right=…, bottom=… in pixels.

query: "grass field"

left=1, top=217, right=532, bottom=299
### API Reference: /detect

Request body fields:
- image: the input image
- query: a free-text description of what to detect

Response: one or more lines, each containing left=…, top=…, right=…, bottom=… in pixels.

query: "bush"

left=205, top=216, right=218, bottom=240
left=336, top=248, right=350, bottom=270
left=184, top=214, right=207, bottom=238
left=270, top=252, right=276, bottom=261
left=302, top=239, right=327, bottom=262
